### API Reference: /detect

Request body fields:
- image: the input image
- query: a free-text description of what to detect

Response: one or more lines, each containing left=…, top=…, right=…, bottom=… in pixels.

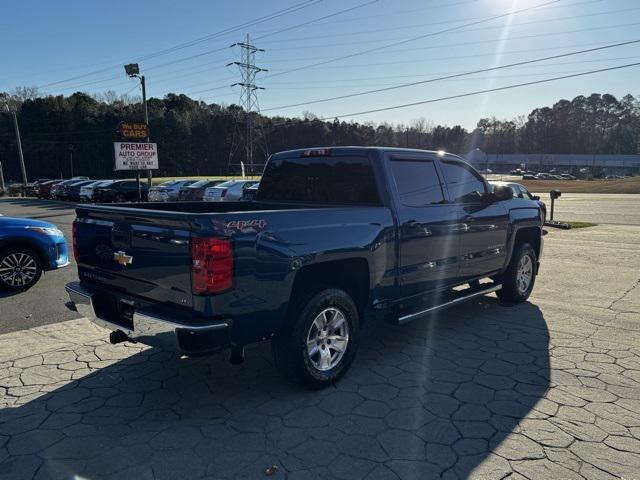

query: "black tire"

left=496, top=242, right=537, bottom=303
left=0, top=247, right=43, bottom=291
left=272, top=288, right=360, bottom=389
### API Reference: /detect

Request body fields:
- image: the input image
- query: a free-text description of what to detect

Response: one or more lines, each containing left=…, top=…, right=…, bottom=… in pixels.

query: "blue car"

left=0, top=216, right=69, bottom=290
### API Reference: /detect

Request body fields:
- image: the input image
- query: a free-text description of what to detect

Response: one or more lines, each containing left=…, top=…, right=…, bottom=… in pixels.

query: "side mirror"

left=550, top=189, right=561, bottom=200
left=492, top=185, right=513, bottom=202
left=532, top=195, right=540, bottom=201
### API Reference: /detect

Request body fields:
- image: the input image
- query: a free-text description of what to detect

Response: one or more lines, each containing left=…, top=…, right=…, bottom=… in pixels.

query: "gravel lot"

left=0, top=197, right=639, bottom=479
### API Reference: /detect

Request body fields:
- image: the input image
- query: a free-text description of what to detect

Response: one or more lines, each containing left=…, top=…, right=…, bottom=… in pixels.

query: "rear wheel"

left=496, top=243, right=537, bottom=303
left=0, top=247, right=43, bottom=291
left=272, top=288, right=360, bottom=389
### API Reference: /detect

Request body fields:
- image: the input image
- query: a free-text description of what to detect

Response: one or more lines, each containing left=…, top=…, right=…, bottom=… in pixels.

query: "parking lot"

left=1, top=196, right=640, bottom=479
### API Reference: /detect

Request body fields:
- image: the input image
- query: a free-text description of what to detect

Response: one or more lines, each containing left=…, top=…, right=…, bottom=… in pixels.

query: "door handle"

left=451, top=223, right=469, bottom=232
left=403, top=220, right=432, bottom=237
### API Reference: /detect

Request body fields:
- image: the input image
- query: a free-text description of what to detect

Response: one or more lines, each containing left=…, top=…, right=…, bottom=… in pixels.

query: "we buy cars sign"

left=114, top=142, right=159, bottom=170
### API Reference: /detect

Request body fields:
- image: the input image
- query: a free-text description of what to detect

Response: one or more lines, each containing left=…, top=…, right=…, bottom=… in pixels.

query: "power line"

left=312, top=62, right=640, bottom=121
left=134, top=0, right=383, bottom=76
left=55, top=26, right=636, bottom=97
left=262, top=39, right=640, bottom=111
left=261, top=63, right=640, bottom=90
left=43, top=0, right=383, bottom=96
left=254, top=0, right=380, bottom=40
left=259, top=0, right=609, bottom=47
left=33, top=0, right=322, bottom=90
left=132, top=1, right=323, bottom=63
left=262, top=22, right=640, bottom=73
left=261, top=0, right=562, bottom=79
left=260, top=45, right=639, bottom=84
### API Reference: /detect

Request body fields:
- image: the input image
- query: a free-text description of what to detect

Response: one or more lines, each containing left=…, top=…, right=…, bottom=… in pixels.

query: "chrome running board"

left=397, top=284, right=502, bottom=325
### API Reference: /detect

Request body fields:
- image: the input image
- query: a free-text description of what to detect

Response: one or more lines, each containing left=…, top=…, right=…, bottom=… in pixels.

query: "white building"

left=463, top=149, right=640, bottom=175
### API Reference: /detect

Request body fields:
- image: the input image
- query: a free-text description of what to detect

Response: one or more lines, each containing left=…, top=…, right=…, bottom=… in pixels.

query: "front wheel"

left=272, top=288, right=360, bottom=389
left=496, top=243, right=537, bottom=303
left=0, top=247, right=43, bottom=291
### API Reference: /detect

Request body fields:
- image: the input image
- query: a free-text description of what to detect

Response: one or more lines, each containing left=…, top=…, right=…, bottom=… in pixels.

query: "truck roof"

left=272, top=146, right=462, bottom=159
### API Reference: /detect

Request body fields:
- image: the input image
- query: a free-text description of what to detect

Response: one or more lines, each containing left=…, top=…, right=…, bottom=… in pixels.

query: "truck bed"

left=73, top=200, right=394, bottom=346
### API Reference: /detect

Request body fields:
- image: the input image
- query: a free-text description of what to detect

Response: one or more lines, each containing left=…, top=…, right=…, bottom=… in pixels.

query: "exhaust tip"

left=64, top=301, right=78, bottom=312
left=109, top=330, right=132, bottom=345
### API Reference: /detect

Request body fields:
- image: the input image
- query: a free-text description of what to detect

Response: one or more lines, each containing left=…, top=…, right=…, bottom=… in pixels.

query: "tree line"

left=0, top=90, right=638, bottom=181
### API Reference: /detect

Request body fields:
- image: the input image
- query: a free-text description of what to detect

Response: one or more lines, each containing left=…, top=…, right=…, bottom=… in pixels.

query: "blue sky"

left=2, top=0, right=639, bottom=129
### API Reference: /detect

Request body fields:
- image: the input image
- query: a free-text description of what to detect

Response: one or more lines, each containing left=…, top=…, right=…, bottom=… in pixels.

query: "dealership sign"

left=114, top=142, right=159, bottom=170
left=118, top=121, right=149, bottom=140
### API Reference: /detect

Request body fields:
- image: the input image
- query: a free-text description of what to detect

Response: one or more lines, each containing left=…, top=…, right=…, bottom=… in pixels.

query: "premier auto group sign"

left=114, top=142, right=159, bottom=171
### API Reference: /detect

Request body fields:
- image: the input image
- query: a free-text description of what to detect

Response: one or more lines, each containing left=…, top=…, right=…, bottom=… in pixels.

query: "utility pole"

left=228, top=35, right=268, bottom=175
left=2, top=102, right=28, bottom=185
left=68, top=144, right=74, bottom=178
left=0, top=159, right=5, bottom=192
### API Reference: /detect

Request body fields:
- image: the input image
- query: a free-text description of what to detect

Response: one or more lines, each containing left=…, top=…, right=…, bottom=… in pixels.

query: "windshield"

left=213, top=180, right=236, bottom=188
left=189, top=180, right=213, bottom=188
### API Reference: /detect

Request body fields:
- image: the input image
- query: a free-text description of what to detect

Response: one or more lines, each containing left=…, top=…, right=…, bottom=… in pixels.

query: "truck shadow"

left=0, top=298, right=549, bottom=480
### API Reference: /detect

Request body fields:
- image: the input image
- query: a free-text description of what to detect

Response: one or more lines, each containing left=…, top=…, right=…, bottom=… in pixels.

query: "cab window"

left=440, top=160, right=486, bottom=203
left=390, top=159, right=445, bottom=206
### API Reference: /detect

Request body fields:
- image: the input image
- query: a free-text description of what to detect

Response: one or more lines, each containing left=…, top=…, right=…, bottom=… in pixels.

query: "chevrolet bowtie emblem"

left=113, top=250, right=133, bottom=266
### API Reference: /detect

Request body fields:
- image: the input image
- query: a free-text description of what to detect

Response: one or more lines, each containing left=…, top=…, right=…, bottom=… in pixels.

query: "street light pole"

left=125, top=63, right=150, bottom=201
left=140, top=75, right=152, bottom=188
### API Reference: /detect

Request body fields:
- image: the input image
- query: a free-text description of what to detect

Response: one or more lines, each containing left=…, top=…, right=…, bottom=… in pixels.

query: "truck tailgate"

left=74, top=206, right=194, bottom=309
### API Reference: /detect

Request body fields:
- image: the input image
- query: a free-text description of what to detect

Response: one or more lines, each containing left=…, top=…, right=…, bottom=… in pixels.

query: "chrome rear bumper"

left=65, top=281, right=230, bottom=354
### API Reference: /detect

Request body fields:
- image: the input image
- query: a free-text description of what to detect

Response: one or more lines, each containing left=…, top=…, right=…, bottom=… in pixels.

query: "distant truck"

left=65, top=147, right=544, bottom=388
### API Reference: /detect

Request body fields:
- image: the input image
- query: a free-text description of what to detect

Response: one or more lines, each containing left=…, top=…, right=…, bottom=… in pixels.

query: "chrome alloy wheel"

left=516, top=254, right=533, bottom=295
left=306, top=307, right=350, bottom=372
left=0, top=252, right=38, bottom=287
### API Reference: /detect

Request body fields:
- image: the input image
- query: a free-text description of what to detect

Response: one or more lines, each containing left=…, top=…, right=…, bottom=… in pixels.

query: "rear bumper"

left=65, top=281, right=231, bottom=355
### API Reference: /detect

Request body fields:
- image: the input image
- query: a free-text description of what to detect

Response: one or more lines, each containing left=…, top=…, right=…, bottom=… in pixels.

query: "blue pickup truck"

left=66, top=147, right=543, bottom=388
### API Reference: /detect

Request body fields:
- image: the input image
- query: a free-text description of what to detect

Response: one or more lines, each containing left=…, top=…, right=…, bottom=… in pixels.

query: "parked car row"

left=34, top=178, right=149, bottom=202
left=31, top=177, right=260, bottom=203
left=150, top=178, right=259, bottom=203
left=521, top=172, right=576, bottom=180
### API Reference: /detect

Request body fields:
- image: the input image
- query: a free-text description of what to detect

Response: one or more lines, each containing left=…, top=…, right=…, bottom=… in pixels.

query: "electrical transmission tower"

left=227, top=34, right=269, bottom=176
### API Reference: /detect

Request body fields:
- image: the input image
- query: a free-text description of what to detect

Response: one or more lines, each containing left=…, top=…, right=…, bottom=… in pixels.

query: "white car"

left=203, top=180, right=258, bottom=202
left=148, top=179, right=197, bottom=202
left=80, top=180, right=113, bottom=202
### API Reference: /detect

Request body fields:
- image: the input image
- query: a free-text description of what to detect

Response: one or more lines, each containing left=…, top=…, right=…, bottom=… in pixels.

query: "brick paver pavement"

left=0, top=225, right=639, bottom=480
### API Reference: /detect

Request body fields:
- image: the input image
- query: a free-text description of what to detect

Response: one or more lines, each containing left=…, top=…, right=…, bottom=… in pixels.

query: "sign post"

left=114, top=141, right=159, bottom=202
left=116, top=122, right=153, bottom=201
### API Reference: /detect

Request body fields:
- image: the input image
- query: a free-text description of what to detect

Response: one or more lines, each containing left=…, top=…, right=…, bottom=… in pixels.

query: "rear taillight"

left=220, top=189, right=228, bottom=198
left=72, top=221, right=79, bottom=262
left=191, top=237, right=233, bottom=294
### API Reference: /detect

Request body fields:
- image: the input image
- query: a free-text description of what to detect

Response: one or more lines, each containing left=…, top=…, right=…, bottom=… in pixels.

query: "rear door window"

left=518, top=185, right=533, bottom=199
left=390, top=159, right=445, bottom=206
left=259, top=156, right=380, bottom=204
